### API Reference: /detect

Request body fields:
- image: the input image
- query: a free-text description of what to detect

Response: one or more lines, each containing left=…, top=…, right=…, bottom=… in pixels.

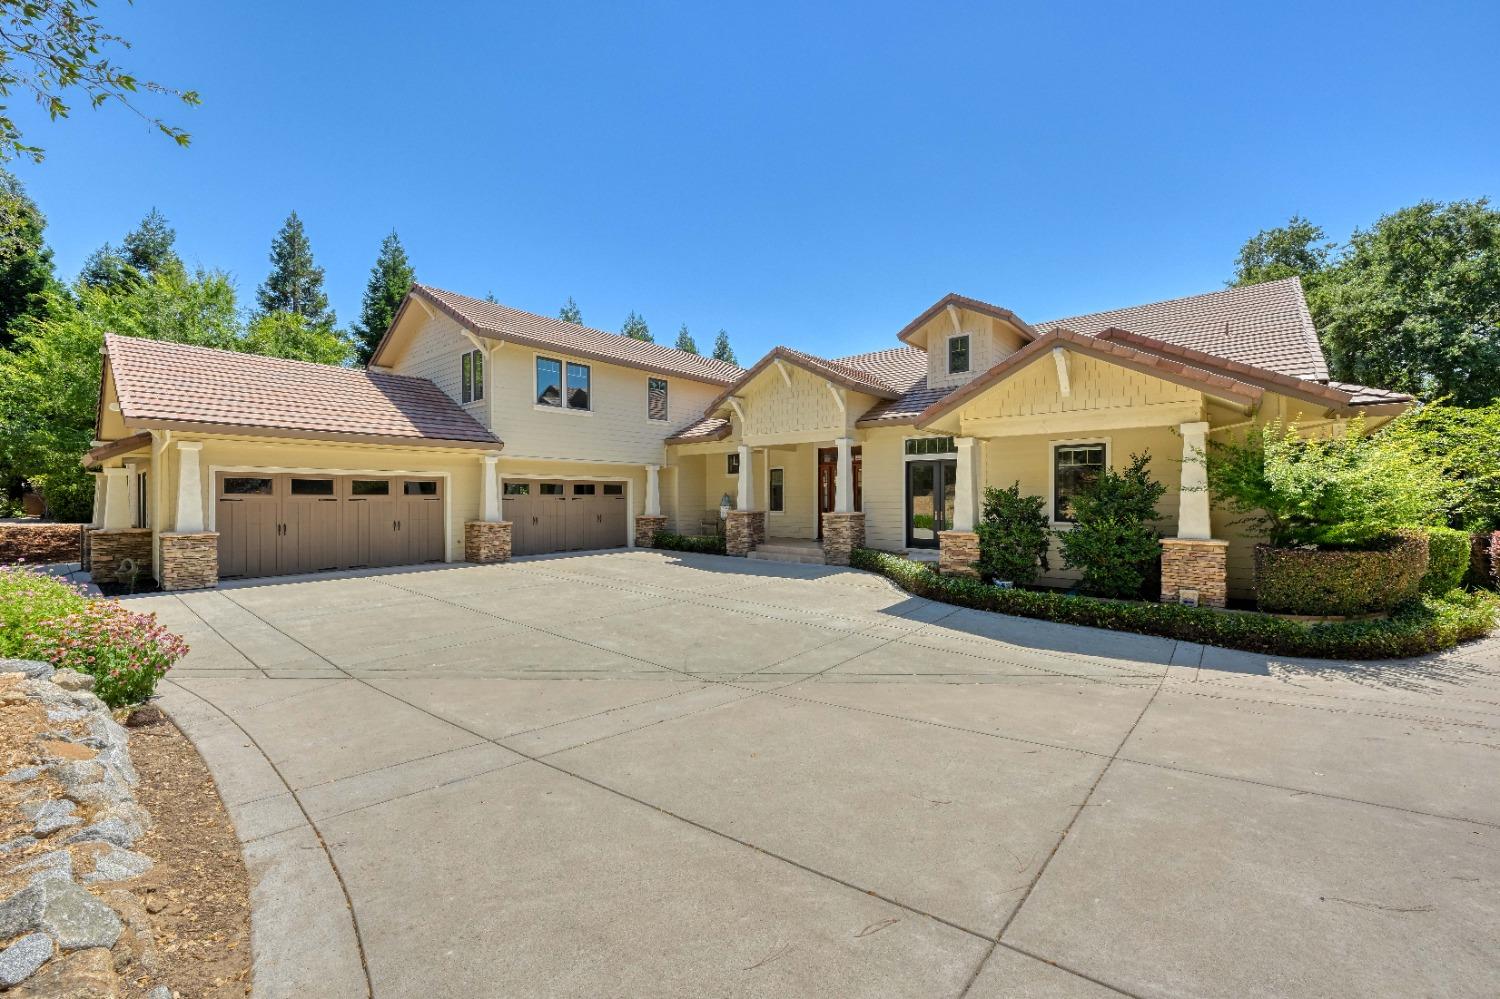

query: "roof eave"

left=119, top=417, right=505, bottom=452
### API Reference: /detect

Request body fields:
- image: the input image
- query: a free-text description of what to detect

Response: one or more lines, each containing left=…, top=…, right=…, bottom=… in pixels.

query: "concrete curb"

left=158, top=683, right=368, bottom=999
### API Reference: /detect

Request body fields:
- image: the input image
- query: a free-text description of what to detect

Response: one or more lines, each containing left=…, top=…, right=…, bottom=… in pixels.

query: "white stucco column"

left=175, top=441, right=205, bottom=533
left=645, top=464, right=661, bottom=516
left=481, top=451, right=501, bottom=522
left=102, top=467, right=132, bottom=530
left=736, top=444, right=754, bottom=510
left=1176, top=421, right=1212, bottom=540
left=833, top=437, right=854, bottom=513
left=952, top=437, right=981, bottom=532
left=89, top=472, right=106, bottom=528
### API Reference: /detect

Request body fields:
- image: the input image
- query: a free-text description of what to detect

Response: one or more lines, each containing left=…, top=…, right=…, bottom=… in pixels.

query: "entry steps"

left=747, top=538, right=826, bottom=565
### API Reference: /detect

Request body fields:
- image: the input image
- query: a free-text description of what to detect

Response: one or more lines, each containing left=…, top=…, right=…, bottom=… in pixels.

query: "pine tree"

left=256, top=211, right=335, bottom=328
left=621, top=310, right=652, bottom=341
left=0, top=169, right=55, bottom=347
left=558, top=297, right=582, bottom=324
left=350, top=230, right=415, bottom=365
left=674, top=323, right=698, bottom=354
left=121, top=208, right=179, bottom=277
left=711, top=328, right=737, bottom=364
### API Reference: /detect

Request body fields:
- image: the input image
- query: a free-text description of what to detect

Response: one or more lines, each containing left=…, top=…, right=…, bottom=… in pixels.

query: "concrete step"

left=747, top=548, right=827, bottom=565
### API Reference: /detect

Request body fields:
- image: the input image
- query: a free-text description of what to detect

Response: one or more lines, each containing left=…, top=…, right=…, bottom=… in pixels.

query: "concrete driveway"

left=131, top=550, right=1500, bottom=998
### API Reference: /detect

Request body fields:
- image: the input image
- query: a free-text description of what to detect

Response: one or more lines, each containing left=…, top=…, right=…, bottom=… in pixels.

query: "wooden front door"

left=816, top=446, right=863, bottom=538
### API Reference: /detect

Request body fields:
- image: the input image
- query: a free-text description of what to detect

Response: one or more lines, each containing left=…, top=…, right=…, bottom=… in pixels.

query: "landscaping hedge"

left=1421, top=526, right=1472, bottom=595
left=850, top=548, right=1496, bottom=661
left=1253, top=531, right=1428, bottom=616
left=652, top=532, right=727, bottom=556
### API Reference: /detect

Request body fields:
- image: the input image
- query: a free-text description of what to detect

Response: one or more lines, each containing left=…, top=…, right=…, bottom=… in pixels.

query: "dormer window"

left=948, top=335, right=970, bottom=375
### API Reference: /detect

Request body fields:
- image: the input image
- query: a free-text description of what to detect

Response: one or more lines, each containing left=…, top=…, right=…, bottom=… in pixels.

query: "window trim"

left=769, top=466, right=785, bottom=514
left=947, top=334, right=971, bottom=375
left=903, top=436, right=957, bottom=459
left=565, top=361, right=592, bottom=412
left=460, top=348, right=485, bottom=404
left=647, top=376, right=669, bottom=422
left=1049, top=437, right=1109, bottom=526
left=533, top=353, right=594, bottom=415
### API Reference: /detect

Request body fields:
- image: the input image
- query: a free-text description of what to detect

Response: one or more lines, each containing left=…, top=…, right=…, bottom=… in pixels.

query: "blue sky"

left=12, top=0, right=1498, bottom=362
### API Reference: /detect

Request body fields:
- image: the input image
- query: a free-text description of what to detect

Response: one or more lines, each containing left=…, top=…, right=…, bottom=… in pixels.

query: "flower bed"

left=1253, top=531, right=1428, bottom=616
left=0, top=566, right=186, bottom=707
left=851, top=548, right=1496, bottom=661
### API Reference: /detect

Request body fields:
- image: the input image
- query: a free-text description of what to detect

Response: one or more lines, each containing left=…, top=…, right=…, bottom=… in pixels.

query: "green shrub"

left=652, top=532, right=727, bottom=556
left=1056, top=452, right=1165, bottom=598
left=0, top=565, right=89, bottom=656
left=1421, top=526, right=1472, bottom=595
left=1384, top=403, right=1500, bottom=532
left=850, top=548, right=1496, bottom=661
left=1254, top=531, right=1429, bottom=615
left=1207, top=417, right=1451, bottom=547
left=975, top=483, right=1050, bottom=585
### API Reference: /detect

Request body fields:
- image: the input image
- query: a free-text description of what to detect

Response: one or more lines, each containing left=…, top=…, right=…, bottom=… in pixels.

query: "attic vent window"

left=948, top=335, right=970, bottom=374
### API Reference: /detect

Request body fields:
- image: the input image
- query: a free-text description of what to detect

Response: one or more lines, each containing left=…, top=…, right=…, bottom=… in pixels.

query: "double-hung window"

left=536, top=357, right=563, bottom=407
left=948, top=335, right=970, bottom=375
left=539, top=356, right=591, bottom=411
left=460, top=349, right=484, bottom=404
left=565, top=362, right=591, bottom=410
left=1053, top=443, right=1106, bottom=523
left=647, top=377, right=669, bottom=421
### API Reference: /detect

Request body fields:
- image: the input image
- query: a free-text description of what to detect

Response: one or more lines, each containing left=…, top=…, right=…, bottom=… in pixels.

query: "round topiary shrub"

left=1254, top=531, right=1429, bottom=616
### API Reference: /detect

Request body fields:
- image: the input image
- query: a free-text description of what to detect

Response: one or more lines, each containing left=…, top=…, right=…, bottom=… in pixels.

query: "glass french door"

left=906, top=459, right=957, bottom=548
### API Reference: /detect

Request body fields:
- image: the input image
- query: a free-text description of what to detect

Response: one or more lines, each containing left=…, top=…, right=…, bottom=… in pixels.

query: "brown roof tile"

left=700, top=345, right=901, bottom=421
left=104, top=334, right=501, bottom=448
left=665, top=417, right=732, bottom=444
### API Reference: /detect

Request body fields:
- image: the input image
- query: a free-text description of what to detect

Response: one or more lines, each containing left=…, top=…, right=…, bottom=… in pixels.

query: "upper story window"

left=461, top=348, right=484, bottom=404
left=537, top=356, right=591, bottom=411
left=727, top=453, right=740, bottom=474
left=947, top=335, right=970, bottom=375
left=566, top=361, right=591, bottom=410
left=647, top=377, right=669, bottom=421
left=1053, top=443, right=1106, bottom=523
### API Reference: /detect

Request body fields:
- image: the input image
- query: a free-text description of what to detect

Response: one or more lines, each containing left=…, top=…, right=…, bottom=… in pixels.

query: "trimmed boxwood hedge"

left=1422, top=526, right=1473, bottom=595
left=850, top=548, right=1496, bottom=661
left=1254, top=531, right=1427, bottom=616
left=652, top=532, right=727, bottom=556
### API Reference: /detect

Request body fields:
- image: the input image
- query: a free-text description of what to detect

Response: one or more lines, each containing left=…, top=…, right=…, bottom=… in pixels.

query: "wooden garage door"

left=504, top=481, right=627, bottom=556
left=216, top=473, right=447, bottom=579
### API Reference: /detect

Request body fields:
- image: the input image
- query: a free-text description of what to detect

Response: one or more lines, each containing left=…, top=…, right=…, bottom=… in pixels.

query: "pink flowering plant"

left=1, top=566, right=188, bottom=707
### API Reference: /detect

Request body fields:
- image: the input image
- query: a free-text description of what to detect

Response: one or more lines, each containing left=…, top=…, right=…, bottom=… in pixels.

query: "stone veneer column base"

left=634, top=515, right=669, bottom=549
left=87, top=529, right=153, bottom=585
left=1160, top=538, right=1229, bottom=608
left=465, top=521, right=512, bottom=563
left=725, top=510, right=766, bottom=557
left=938, top=531, right=982, bottom=578
left=159, top=532, right=219, bottom=591
left=820, top=512, right=865, bottom=566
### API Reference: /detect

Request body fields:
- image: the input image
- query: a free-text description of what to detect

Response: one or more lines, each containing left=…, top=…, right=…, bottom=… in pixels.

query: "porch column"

left=101, top=467, right=132, bottom=530
left=175, top=441, right=205, bottom=532
left=636, top=464, right=668, bottom=548
left=467, top=451, right=511, bottom=564
left=645, top=464, right=661, bottom=516
left=89, top=472, right=106, bottom=528
left=727, top=444, right=764, bottom=556
left=736, top=444, right=754, bottom=510
left=1160, top=420, right=1227, bottom=608
left=939, top=437, right=983, bottom=578
left=834, top=437, right=854, bottom=513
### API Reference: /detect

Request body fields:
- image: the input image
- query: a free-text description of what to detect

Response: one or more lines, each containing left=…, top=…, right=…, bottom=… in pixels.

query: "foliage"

left=1207, top=418, right=1449, bottom=547
left=651, top=532, right=726, bottom=555
left=1421, top=526, right=1472, bottom=597
left=0, top=168, right=55, bottom=347
left=1254, top=531, right=1428, bottom=616
left=243, top=311, right=351, bottom=366
left=1383, top=402, right=1500, bottom=532
left=711, top=328, right=736, bottom=364
left=1056, top=452, right=1165, bottom=598
left=621, top=310, right=652, bottom=341
left=349, top=230, right=414, bottom=365
left=1232, top=201, right=1500, bottom=406
left=0, top=0, right=199, bottom=162
left=674, top=323, right=698, bottom=354
left=974, top=482, right=1050, bottom=585
left=851, top=549, right=1497, bottom=661
left=558, top=297, right=582, bottom=324
left=78, top=208, right=182, bottom=292
left=1, top=567, right=186, bottom=706
left=256, top=210, right=335, bottom=329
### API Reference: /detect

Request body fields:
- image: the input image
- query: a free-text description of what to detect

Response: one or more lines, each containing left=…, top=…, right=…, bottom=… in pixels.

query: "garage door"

left=504, top=481, right=627, bottom=556
left=216, top=473, right=445, bottom=579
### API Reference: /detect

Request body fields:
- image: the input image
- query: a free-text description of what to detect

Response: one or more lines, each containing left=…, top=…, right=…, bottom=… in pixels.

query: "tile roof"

left=834, top=347, right=944, bottom=426
left=664, top=417, right=732, bottom=444
left=1328, top=381, right=1416, bottom=407
left=408, top=285, right=745, bottom=386
left=103, top=334, right=501, bottom=448
left=1037, top=277, right=1329, bottom=381
left=700, top=345, right=902, bottom=422
left=895, top=293, right=1037, bottom=345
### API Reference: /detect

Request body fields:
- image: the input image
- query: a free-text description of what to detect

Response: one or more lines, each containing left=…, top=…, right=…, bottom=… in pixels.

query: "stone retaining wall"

left=0, top=523, right=84, bottom=565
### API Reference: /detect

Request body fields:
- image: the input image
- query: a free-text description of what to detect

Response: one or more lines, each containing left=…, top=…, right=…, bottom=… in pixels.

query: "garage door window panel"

left=224, top=476, right=273, bottom=495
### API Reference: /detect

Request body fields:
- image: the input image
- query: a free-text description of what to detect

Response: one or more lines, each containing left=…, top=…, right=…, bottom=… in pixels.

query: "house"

left=83, top=278, right=1412, bottom=604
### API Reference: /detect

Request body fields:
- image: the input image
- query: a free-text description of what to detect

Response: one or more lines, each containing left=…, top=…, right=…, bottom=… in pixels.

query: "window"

left=647, top=377, right=669, bottom=421
left=461, top=349, right=484, bottom=404
left=503, top=483, right=530, bottom=496
left=1053, top=443, right=1106, bottom=523
left=905, top=437, right=957, bottom=456
left=727, top=453, right=740, bottom=475
left=948, top=335, right=970, bottom=374
left=290, top=478, right=335, bottom=496
left=135, top=472, right=149, bottom=529
left=403, top=480, right=438, bottom=496
left=351, top=480, right=390, bottom=496
left=223, top=476, right=273, bottom=495
left=769, top=468, right=785, bottom=513
left=566, top=362, right=591, bottom=410
left=540, top=483, right=565, bottom=495
left=602, top=483, right=624, bottom=496
left=536, top=356, right=563, bottom=407
left=573, top=483, right=596, bottom=495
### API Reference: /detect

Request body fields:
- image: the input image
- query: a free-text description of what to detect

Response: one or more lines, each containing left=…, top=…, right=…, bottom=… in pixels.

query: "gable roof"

left=377, top=285, right=745, bottom=386
left=1037, top=277, right=1328, bottom=381
left=896, top=293, right=1037, bottom=346
left=701, top=345, right=902, bottom=418
left=102, top=334, right=501, bottom=449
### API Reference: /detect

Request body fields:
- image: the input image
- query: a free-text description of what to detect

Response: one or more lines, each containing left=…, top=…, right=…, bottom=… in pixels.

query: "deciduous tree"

left=0, top=168, right=55, bottom=347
